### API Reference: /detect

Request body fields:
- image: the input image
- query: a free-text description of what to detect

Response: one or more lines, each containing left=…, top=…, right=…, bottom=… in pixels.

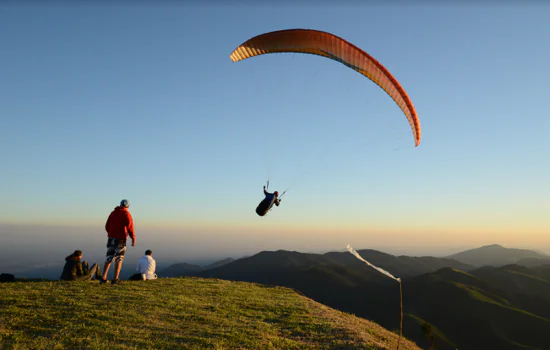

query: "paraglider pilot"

left=256, top=186, right=281, bottom=216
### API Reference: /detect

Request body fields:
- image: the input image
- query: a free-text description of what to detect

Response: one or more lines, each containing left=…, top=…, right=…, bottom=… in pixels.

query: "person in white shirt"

left=136, top=250, right=157, bottom=280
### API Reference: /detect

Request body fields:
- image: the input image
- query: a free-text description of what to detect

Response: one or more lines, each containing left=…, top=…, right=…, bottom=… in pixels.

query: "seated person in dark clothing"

left=60, top=250, right=101, bottom=281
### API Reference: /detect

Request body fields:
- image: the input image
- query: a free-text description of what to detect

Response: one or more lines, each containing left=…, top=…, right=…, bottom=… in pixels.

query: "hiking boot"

left=98, top=278, right=109, bottom=284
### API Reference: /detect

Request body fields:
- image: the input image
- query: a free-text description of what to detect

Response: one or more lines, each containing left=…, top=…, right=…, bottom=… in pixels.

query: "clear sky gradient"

left=1, top=2, right=549, bottom=263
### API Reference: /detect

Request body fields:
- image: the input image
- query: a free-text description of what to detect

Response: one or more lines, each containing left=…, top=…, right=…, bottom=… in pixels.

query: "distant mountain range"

left=189, top=245, right=550, bottom=350
left=158, top=244, right=550, bottom=280
left=445, top=244, right=550, bottom=267
left=159, top=258, right=235, bottom=277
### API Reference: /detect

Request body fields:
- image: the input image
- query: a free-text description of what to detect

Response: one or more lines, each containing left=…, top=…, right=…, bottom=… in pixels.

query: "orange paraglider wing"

left=230, top=29, right=421, bottom=147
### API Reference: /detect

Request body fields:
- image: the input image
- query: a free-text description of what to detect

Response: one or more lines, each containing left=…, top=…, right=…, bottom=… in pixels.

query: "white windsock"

left=346, top=244, right=401, bottom=282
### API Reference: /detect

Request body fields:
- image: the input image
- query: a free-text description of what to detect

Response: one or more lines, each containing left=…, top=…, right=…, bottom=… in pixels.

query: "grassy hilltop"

left=0, top=277, right=420, bottom=350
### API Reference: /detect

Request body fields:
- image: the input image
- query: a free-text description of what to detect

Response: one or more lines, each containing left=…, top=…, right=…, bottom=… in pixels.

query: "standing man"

left=136, top=249, right=157, bottom=280
left=101, top=199, right=135, bottom=284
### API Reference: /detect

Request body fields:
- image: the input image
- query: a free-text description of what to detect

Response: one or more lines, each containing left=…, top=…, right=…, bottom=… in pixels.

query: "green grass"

left=0, top=277, right=420, bottom=350
left=450, top=268, right=475, bottom=278
left=453, top=282, right=550, bottom=321
left=453, top=282, right=509, bottom=305
left=406, top=314, right=456, bottom=348
left=505, top=269, right=550, bottom=283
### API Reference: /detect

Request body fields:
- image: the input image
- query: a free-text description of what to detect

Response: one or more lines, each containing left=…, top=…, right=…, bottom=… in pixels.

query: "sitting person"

left=60, top=250, right=101, bottom=281
left=135, top=249, right=157, bottom=280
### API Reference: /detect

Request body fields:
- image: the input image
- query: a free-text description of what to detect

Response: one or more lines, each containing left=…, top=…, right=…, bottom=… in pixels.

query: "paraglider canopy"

left=230, top=28, right=421, bottom=147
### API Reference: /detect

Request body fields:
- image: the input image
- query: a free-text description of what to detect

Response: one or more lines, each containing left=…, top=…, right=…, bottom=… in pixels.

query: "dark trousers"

left=76, top=263, right=101, bottom=281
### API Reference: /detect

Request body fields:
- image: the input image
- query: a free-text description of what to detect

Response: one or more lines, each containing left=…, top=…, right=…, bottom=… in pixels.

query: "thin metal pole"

left=396, top=280, right=403, bottom=350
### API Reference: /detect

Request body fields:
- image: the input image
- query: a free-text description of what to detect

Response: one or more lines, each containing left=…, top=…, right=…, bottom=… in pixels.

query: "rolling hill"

left=197, top=249, right=472, bottom=281
left=5, top=244, right=549, bottom=349
left=404, top=267, right=550, bottom=350
left=0, top=277, right=420, bottom=349
left=446, top=244, right=548, bottom=267
left=195, top=248, right=550, bottom=350
left=469, top=264, right=550, bottom=319
left=160, top=257, right=235, bottom=277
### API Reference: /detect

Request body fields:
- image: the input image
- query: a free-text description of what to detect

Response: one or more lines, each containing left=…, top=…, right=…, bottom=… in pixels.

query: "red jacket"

left=105, top=206, right=135, bottom=240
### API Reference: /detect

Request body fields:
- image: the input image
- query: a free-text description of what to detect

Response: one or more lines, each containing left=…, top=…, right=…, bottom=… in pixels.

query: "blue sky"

left=1, top=2, right=549, bottom=264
